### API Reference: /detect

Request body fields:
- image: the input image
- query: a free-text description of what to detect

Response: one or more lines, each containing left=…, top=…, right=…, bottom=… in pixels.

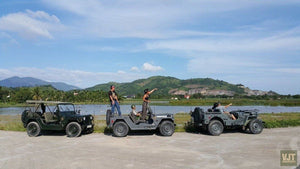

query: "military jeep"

left=189, top=107, right=264, bottom=136
left=106, top=108, right=175, bottom=137
left=21, top=100, right=94, bottom=137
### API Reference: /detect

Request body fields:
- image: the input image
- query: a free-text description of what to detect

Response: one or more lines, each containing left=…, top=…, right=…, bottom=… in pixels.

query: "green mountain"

left=86, top=76, right=247, bottom=97
left=0, top=76, right=80, bottom=91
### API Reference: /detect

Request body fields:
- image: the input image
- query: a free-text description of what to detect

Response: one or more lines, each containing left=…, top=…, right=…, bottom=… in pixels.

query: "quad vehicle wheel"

left=159, top=121, right=175, bottom=136
left=106, top=110, right=111, bottom=125
left=26, top=121, right=41, bottom=137
left=66, top=122, right=82, bottom=137
left=113, top=121, right=129, bottom=137
left=208, top=120, right=224, bottom=136
left=249, top=119, right=263, bottom=134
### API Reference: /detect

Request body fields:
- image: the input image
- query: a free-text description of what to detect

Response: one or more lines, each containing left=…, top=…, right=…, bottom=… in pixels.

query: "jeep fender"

left=209, top=117, right=225, bottom=126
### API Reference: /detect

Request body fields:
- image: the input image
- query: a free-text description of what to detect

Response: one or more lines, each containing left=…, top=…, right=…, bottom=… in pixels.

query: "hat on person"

left=131, top=104, right=136, bottom=109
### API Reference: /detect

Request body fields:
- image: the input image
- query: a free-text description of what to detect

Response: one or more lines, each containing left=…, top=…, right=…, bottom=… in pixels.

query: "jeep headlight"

left=90, top=116, right=93, bottom=120
left=83, top=117, right=86, bottom=121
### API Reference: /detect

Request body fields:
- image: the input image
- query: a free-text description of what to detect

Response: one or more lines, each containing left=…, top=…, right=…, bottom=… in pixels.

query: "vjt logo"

left=280, top=150, right=297, bottom=166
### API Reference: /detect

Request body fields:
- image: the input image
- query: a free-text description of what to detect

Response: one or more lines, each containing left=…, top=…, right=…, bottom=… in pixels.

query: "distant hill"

left=86, top=76, right=275, bottom=97
left=0, top=76, right=80, bottom=91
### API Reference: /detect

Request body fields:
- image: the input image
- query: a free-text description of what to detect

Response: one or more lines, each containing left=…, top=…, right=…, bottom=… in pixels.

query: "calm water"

left=1, top=104, right=300, bottom=115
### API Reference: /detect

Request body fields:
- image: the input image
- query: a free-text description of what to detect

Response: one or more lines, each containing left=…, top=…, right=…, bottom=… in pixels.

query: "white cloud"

left=0, top=67, right=144, bottom=88
left=42, top=0, right=300, bottom=39
left=117, top=70, right=126, bottom=74
left=145, top=30, right=300, bottom=53
left=0, top=10, right=64, bottom=39
left=142, top=63, right=163, bottom=72
left=130, top=66, right=139, bottom=72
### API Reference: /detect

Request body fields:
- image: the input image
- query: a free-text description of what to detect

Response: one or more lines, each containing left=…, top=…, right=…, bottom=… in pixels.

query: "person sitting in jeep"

left=130, top=104, right=141, bottom=120
left=212, top=102, right=236, bottom=120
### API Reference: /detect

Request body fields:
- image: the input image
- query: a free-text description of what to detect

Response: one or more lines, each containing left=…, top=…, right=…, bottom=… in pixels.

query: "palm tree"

left=32, top=87, right=42, bottom=100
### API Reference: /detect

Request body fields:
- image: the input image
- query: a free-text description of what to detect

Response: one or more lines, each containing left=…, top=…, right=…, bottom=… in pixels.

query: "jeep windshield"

left=57, top=104, right=75, bottom=112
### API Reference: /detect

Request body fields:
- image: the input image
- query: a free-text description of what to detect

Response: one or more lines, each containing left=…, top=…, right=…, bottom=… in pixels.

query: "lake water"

left=1, top=104, right=300, bottom=115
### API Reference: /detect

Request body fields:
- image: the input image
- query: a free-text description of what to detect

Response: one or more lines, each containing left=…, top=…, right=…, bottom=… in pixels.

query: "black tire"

left=249, top=119, right=263, bottom=134
left=208, top=120, right=224, bottom=136
left=106, top=110, right=111, bottom=125
left=159, top=121, right=175, bottom=136
left=66, top=122, right=82, bottom=137
left=113, top=121, right=129, bottom=137
left=26, top=121, right=41, bottom=137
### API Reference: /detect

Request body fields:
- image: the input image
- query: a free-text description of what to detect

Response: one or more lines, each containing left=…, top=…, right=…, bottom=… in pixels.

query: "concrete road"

left=0, top=128, right=299, bottom=169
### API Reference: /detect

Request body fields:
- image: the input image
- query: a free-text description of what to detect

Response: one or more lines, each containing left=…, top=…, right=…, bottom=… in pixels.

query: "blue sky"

left=0, top=0, right=299, bottom=94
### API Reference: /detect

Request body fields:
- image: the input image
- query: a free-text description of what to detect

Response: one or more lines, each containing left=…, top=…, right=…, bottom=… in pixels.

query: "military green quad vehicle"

left=189, top=107, right=264, bottom=136
left=21, top=100, right=94, bottom=137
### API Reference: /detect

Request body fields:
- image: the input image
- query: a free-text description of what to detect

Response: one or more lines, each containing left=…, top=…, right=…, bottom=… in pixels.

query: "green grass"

left=1, top=113, right=299, bottom=133
left=0, top=102, right=26, bottom=108
left=260, top=113, right=300, bottom=128
left=0, top=115, right=26, bottom=131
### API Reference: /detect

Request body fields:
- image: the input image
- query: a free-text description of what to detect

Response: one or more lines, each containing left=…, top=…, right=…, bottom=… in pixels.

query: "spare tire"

left=106, top=109, right=111, bottom=125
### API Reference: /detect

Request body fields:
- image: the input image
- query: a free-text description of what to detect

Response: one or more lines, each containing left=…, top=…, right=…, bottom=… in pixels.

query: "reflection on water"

left=1, top=104, right=300, bottom=115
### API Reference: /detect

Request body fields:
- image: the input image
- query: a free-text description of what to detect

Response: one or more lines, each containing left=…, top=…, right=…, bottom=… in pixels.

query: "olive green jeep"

left=189, top=107, right=264, bottom=136
left=21, top=100, right=94, bottom=137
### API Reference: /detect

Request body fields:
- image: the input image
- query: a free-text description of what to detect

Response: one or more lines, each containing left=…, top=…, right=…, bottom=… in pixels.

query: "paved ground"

left=0, top=128, right=299, bottom=169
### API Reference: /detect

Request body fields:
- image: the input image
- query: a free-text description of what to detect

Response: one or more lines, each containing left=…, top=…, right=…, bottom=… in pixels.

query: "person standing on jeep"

left=212, top=102, right=236, bottom=120
left=141, top=88, right=157, bottom=120
left=108, top=85, right=122, bottom=116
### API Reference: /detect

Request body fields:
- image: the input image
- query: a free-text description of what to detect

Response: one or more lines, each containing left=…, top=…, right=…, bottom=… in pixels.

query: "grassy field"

left=1, top=113, right=299, bottom=133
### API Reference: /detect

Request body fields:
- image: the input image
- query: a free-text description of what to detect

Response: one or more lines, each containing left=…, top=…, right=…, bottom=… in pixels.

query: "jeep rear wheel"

left=66, top=122, right=82, bottom=137
left=208, top=120, right=224, bottom=136
left=26, top=121, right=41, bottom=137
left=113, top=121, right=129, bottom=137
left=249, top=119, right=263, bottom=134
left=159, top=121, right=175, bottom=136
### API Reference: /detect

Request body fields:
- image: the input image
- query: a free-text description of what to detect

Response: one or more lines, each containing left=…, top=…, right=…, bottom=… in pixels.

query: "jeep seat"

left=44, top=112, right=58, bottom=123
left=129, top=112, right=145, bottom=124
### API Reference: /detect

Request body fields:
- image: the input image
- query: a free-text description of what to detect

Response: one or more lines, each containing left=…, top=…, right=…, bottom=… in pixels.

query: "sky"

left=0, top=0, right=300, bottom=94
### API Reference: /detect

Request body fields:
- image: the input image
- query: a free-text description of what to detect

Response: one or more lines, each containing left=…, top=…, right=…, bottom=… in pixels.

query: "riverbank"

left=1, top=113, right=299, bottom=133
left=1, top=98, right=300, bottom=108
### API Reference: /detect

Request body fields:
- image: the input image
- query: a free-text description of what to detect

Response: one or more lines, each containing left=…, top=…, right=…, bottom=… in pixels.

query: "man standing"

left=108, top=85, right=122, bottom=116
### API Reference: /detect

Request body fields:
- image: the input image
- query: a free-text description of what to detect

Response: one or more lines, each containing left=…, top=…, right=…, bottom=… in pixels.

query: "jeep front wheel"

left=249, top=119, right=263, bottom=134
left=26, top=121, right=41, bottom=137
left=66, top=122, right=82, bottom=137
left=208, top=120, right=224, bottom=136
left=113, top=121, right=129, bottom=137
left=159, top=121, right=175, bottom=136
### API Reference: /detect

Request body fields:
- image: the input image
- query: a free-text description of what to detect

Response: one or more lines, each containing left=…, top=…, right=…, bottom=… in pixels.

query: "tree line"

left=0, top=85, right=299, bottom=104
left=0, top=86, right=110, bottom=103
